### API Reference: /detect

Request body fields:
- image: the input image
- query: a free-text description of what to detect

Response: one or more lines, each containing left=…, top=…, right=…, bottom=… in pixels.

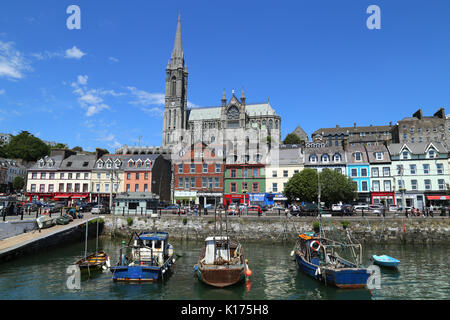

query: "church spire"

left=169, top=13, right=184, bottom=68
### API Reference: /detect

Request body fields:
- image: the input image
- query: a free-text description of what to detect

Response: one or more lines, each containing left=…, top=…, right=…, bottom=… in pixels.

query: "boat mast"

left=95, top=216, right=99, bottom=254
left=84, top=217, right=88, bottom=260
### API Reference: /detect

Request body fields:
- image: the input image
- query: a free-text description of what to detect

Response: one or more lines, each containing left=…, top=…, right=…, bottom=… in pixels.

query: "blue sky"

left=1, top=0, right=450, bottom=152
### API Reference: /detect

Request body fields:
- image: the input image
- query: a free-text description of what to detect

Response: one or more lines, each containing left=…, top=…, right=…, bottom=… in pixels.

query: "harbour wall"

left=103, top=215, right=450, bottom=244
left=0, top=220, right=37, bottom=241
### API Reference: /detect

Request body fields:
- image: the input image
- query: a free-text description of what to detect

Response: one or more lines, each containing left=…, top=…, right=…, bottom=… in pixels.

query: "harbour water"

left=0, top=237, right=448, bottom=300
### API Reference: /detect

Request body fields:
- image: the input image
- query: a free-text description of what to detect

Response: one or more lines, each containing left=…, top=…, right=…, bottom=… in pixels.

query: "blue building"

left=346, top=146, right=371, bottom=204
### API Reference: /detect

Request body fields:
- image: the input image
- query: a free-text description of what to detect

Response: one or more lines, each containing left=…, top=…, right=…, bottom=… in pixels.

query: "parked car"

left=353, top=204, right=369, bottom=212
left=300, top=203, right=319, bottom=216
left=91, top=204, right=107, bottom=214
left=331, top=204, right=342, bottom=212
left=388, top=205, right=398, bottom=212
left=247, top=205, right=263, bottom=215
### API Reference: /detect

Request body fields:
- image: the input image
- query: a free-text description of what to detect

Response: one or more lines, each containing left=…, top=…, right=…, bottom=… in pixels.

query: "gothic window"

left=169, top=110, right=171, bottom=126
left=262, top=120, right=267, bottom=126
left=269, top=119, right=273, bottom=129
left=227, top=106, right=239, bottom=120
left=275, top=120, right=279, bottom=129
left=171, top=77, right=176, bottom=96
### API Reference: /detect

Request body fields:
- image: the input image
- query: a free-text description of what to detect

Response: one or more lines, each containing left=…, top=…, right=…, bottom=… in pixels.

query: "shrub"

left=341, top=220, right=350, bottom=229
left=182, top=217, right=187, bottom=225
left=127, top=217, right=133, bottom=226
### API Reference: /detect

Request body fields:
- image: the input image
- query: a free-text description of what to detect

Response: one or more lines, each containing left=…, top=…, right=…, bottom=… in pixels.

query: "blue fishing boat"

left=110, top=231, right=175, bottom=282
left=293, top=232, right=372, bottom=289
left=372, top=255, right=400, bottom=268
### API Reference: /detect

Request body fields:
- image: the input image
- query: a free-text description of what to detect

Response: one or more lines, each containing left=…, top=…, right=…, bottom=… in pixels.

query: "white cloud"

left=65, top=46, right=86, bottom=59
left=127, top=86, right=165, bottom=106
left=0, top=40, right=32, bottom=80
left=0, top=89, right=5, bottom=95
left=77, top=75, right=88, bottom=85
left=109, top=56, right=119, bottom=63
left=141, top=106, right=164, bottom=117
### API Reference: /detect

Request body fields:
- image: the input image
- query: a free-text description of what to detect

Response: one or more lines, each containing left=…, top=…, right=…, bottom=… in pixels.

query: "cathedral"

left=162, top=15, right=282, bottom=164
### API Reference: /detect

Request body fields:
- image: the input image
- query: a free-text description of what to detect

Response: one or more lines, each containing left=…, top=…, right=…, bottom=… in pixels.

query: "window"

left=203, top=163, right=208, bottom=173
left=253, top=168, right=258, bottom=177
left=75, top=183, right=80, bottom=192
left=273, top=183, right=278, bottom=192
left=136, top=173, right=140, bottom=180
left=423, top=164, right=430, bottom=174
left=383, top=167, right=390, bottom=176
left=361, top=168, right=368, bottom=177
left=202, top=178, right=207, bottom=188
left=410, top=164, right=416, bottom=175
left=208, top=177, right=213, bottom=189
left=178, top=178, right=183, bottom=188
left=48, top=184, right=54, bottom=193
left=39, top=184, right=45, bottom=192
left=214, top=177, right=220, bottom=188
left=97, top=173, right=100, bottom=180
left=68, top=173, right=72, bottom=179
left=215, top=164, right=221, bottom=173
left=135, top=184, right=139, bottom=192
left=294, top=170, right=299, bottom=175
left=76, top=173, right=81, bottom=179
left=376, top=152, right=383, bottom=160
left=272, top=170, right=277, bottom=178
left=361, top=181, right=368, bottom=191
left=333, top=154, right=341, bottom=162
left=372, top=180, right=380, bottom=192
left=105, top=184, right=109, bottom=192
left=428, top=150, right=435, bottom=158
left=96, top=184, right=100, bottom=192
left=190, top=164, right=195, bottom=173
left=351, top=168, right=357, bottom=177
left=231, top=169, right=236, bottom=178
left=106, top=173, right=110, bottom=179
left=402, top=151, right=409, bottom=160
left=438, top=179, right=445, bottom=190
left=231, top=183, right=237, bottom=193
left=191, top=178, right=196, bottom=188
left=411, top=180, right=418, bottom=190
left=384, top=180, right=391, bottom=192
left=354, top=152, right=362, bottom=161
left=67, top=183, right=72, bottom=192
left=424, top=179, right=431, bottom=190
left=143, top=184, right=148, bottom=192
left=126, top=184, right=130, bottom=192
left=127, top=173, right=131, bottom=179
left=178, top=164, right=183, bottom=173
left=106, top=161, right=112, bottom=169
left=242, top=182, right=248, bottom=192
left=372, top=167, right=379, bottom=177
left=97, top=162, right=103, bottom=168
left=283, top=170, right=288, bottom=177
left=49, top=173, right=55, bottom=179
left=66, top=162, right=72, bottom=167
left=83, top=184, right=88, bottom=192
left=398, top=180, right=404, bottom=190
left=84, top=173, right=89, bottom=179
left=437, top=163, right=443, bottom=175
left=185, top=178, right=189, bottom=189
left=59, top=183, right=64, bottom=192
left=252, top=182, right=259, bottom=192
left=32, top=172, right=37, bottom=179
left=145, top=173, right=149, bottom=180
left=322, top=154, right=329, bottom=162
left=41, top=172, right=46, bottom=179
left=243, top=169, right=248, bottom=178
left=397, top=165, right=404, bottom=175
left=310, top=155, right=317, bottom=163
left=335, top=168, right=342, bottom=174
left=31, top=184, right=36, bottom=192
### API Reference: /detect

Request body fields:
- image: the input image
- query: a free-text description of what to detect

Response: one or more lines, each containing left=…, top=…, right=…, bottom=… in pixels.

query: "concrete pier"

left=0, top=215, right=103, bottom=263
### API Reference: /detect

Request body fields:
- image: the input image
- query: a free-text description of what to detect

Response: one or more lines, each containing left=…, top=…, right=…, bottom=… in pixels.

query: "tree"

left=283, top=168, right=318, bottom=203
left=13, top=176, right=25, bottom=191
left=318, top=169, right=357, bottom=206
left=72, top=146, right=83, bottom=152
left=283, top=133, right=302, bottom=145
left=51, top=143, right=68, bottom=149
left=2, top=131, right=50, bottom=161
left=283, top=168, right=356, bottom=205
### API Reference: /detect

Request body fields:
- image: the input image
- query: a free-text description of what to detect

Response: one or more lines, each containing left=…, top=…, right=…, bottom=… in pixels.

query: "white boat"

left=36, top=215, right=55, bottom=229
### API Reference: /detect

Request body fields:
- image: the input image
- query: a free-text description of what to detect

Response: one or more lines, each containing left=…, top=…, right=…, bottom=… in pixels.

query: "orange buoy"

left=244, top=259, right=252, bottom=277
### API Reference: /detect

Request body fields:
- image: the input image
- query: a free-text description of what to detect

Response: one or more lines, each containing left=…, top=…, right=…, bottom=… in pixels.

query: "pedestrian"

left=429, top=205, right=434, bottom=217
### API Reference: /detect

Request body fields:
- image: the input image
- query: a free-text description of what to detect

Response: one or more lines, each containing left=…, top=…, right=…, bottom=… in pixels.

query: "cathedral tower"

left=162, top=14, right=188, bottom=149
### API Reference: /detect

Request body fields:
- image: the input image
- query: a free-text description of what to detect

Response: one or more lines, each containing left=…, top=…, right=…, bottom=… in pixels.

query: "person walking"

left=429, top=204, right=434, bottom=217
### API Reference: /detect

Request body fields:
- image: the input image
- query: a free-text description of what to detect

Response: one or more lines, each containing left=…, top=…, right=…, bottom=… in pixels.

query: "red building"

left=173, top=142, right=225, bottom=206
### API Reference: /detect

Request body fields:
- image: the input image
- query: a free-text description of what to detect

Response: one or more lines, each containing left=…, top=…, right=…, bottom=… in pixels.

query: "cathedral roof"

left=186, top=103, right=277, bottom=121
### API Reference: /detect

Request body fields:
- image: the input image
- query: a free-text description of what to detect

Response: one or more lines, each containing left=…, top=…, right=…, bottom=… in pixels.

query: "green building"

left=223, top=164, right=265, bottom=206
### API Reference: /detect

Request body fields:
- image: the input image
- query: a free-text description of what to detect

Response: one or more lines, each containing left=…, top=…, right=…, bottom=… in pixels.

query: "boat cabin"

left=132, top=232, right=170, bottom=266
left=201, top=236, right=242, bottom=265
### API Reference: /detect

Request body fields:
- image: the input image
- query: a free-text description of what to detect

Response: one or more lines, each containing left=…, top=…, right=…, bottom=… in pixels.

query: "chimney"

left=336, top=125, right=340, bottom=128
left=413, top=109, right=423, bottom=120
left=389, top=121, right=392, bottom=127
left=354, top=122, right=356, bottom=128
left=434, top=108, right=445, bottom=119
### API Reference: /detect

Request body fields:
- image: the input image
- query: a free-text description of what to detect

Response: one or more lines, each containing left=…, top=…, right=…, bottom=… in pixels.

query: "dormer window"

left=333, top=153, right=341, bottom=162
left=354, top=152, right=362, bottom=161
left=145, top=160, right=151, bottom=168
left=106, top=160, right=112, bottom=169
left=114, top=160, right=121, bottom=168
left=97, top=162, right=103, bottom=168
left=39, top=160, right=44, bottom=168
left=402, top=151, right=409, bottom=160
left=321, top=154, right=329, bottom=163
left=310, top=155, right=318, bottom=163
left=376, top=152, right=383, bottom=160
left=128, top=160, right=135, bottom=167
left=136, top=160, right=142, bottom=168
left=428, top=150, right=435, bottom=158
left=66, top=162, right=72, bottom=167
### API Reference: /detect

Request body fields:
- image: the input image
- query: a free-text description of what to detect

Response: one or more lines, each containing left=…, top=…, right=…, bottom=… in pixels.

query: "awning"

left=71, top=194, right=88, bottom=199
left=426, top=195, right=450, bottom=200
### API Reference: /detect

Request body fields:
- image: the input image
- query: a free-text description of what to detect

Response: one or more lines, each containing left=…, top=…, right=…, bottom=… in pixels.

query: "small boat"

left=76, top=251, right=110, bottom=272
left=110, top=231, right=175, bottom=282
left=55, top=214, right=72, bottom=225
left=372, top=255, right=400, bottom=268
left=36, top=215, right=55, bottom=229
left=194, top=236, right=251, bottom=288
left=294, top=232, right=371, bottom=289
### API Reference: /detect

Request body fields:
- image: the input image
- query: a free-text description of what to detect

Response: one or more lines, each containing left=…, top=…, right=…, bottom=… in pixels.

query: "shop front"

left=197, top=192, right=222, bottom=207
left=395, top=192, right=425, bottom=210
left=371, top=192, right=395, bottom=206
left=249, top=193, right=265, bottom=206
left=224, top=193, right=248, bottom=206
left=264, top=193, right=287, bottom=206
left=425, top=194, right=450, bottom=208
left=174, top=190, right=197, bottom=205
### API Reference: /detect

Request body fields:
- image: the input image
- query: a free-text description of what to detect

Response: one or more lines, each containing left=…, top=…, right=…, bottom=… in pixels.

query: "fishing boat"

left=372, top=255, right=400, bottom=268
left=194, top=236, right=251, bottom=288
left=293, top=231, right=371, bottom=289
left=76, top=251, right=110, bottom=271
left=75, top=217, right=110, bottom=274
left=110, top=231, right=175, bottom=282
